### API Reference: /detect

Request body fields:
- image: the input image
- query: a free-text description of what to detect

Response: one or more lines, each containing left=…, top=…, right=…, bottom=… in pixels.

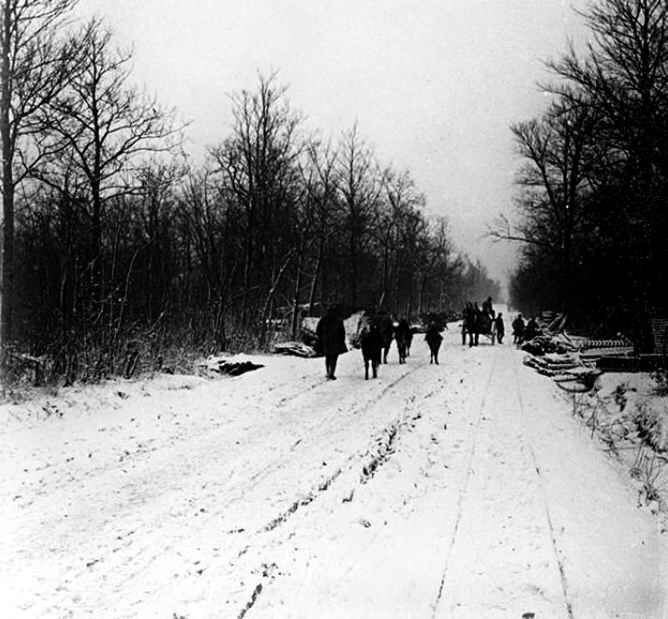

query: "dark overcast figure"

left=524, top=316, right=540, bottom=342
left=376, top=311, right=394, bottom=364
left=482, top=296, right=494, bottom=318
left=394, top=318, right=411, bottom=363
left=425, top=322, right=443, bottom=364
left=495, top=313, right=505, bottom=344
left=512, top=314, right=525, bottom=346
left=316, top=305, right=347, bottom=380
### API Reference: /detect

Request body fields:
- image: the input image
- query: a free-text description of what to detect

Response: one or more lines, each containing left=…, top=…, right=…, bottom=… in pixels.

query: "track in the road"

left=512, top=355, right=575, bottom=619
left=430, top=351, right=497, bottom=617
left=431, top=346, right=577, bottom=618
left=229, top=358, right=437, bottom=616
left=218, top=359, right=431, bottom=520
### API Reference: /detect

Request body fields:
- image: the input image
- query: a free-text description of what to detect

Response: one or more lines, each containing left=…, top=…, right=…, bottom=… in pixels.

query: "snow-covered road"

left=1, top=330, right=666, bottom=618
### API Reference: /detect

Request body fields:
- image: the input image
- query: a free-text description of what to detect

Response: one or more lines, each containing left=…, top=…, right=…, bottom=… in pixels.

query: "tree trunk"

left=349, top=228, right=357, bottom=308
left=1, top=3, right=14, bottom=356
left=260, top=250, right=293, bottom=346
left=291, top=247, right=304, bottom=339
left=381, top=243, right=389, bottom=309
left=308, top=240, right=323, bottom=315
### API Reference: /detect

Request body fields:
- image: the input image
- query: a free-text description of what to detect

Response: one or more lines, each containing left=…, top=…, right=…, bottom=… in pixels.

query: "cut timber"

left=198, top=355, right=264, bottom=376
left=274, top=342, right=317, bottom=358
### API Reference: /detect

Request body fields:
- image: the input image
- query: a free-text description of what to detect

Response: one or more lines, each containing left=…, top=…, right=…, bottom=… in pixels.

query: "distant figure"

left=316, top=305, right=347, bottom=379
left=482, top=296, right=494, bottom=318
left=425, top=322, right=444, bottom=364
left=512, top=313, right=525, bottom=346
left=524, top=316, right=540, bottom=342
left=394, top=318, right=412, bottom=364
left=461, top=304, right=470, bottom=346
left=360, top=320, right=383, bottom=380
left=471, top=303, right=481, bottom=347
left=376, top=311, right=394, bottom=364
left=495, top=313, right=505, bottom=344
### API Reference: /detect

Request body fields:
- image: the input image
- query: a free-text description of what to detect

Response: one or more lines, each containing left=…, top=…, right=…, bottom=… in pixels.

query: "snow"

left=1, top=329, right=666, bottom=618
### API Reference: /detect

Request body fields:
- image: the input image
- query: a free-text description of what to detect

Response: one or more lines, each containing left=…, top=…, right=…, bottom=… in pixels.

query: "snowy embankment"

left=1, top=330, right=666, bottom=618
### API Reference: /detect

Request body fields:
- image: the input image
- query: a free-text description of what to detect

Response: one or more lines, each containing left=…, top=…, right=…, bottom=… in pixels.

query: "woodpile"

left=273, top=342, right=317, bottom=357
left=198, top=355, right=264, bottom=376
left=523, top=353, right=602, bottom=392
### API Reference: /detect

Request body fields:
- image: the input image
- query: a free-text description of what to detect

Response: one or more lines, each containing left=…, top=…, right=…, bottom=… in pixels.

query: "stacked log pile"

left=523, top=352, right=602, bottom=391
left=273, top=342, right=317, bottom=357
left=198, top=355, right=264, bottom=377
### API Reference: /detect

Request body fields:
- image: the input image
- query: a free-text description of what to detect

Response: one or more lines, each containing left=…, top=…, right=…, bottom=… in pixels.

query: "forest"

left=498, top=0, right=668, bottom=347
left=0, top=2, right=499, bottom=382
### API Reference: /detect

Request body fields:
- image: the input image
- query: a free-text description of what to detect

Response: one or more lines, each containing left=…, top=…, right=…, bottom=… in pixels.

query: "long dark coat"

left=376, top=314, right=394, bottom=348
left=360, top=325, right=382, bottom=364
left=512, top=316, right=525, bottom=337
left=316, top=311, right=347, bottom=355
left=394, top=319, right=411, bottom=343
left=425, top=324, right=443, bottom=349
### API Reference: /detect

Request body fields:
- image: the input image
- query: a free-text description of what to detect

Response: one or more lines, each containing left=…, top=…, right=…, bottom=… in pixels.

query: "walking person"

left=495, top=312, right=505, bottom=344
left=462, top=303, right=471, bottom=346
left=425, top=321, right=444, bottom=364
left=524, top=316, right=540, bottom=342
left=316, top=304, right=347, bottom=380
left=472, top=302, right=481, bottom=347
left=512, top=313, right=525, bottom=346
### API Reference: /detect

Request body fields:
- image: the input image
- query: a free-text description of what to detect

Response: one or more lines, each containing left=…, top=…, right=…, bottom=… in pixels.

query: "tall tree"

left=46, top=18, right=177, bottom=304
left=548, top=0, right=668, bottom=309
left=493, top=97, right=597, bottom=311
left=376, top=168, right=425, bottom=309
left=209, top=72, right=302, bottom=328
left=336, top=124, right=383, bottom=308
left=1, top=0, right=78, bottom=359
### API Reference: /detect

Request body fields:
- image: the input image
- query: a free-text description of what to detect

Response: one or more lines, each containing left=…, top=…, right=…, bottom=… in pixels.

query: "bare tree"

left=1, top=0, right=79, bottom=359
left=303, top=138, right=339, bottom=313
left=45, top=18, right=178, bottom=303
left=546, top=0, right=668, bottom=306
left=492, top=98, right=597, bottom=310
left=336, top=123, right=384, bottom=308
left=376, top=168, right=425, bottom=310
left=209, top=72, right=302, bottom=329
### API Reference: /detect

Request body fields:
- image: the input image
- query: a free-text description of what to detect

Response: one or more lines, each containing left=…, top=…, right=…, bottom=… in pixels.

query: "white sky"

left=76, top=0, right=587, bottom=293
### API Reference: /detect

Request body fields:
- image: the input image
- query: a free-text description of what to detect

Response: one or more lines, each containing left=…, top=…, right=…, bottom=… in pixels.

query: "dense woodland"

left=0, top=1, right=499, bottom=382
left=497, top=0, right=668, bottom=345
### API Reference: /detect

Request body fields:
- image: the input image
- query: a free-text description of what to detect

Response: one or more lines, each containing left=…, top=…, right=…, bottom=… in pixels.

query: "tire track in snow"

left=220, top=361, right=430, bottom=519
left=431, top=352, right=497, bottom=617
left=229, top=362, right=434, bottom=618
left=512, top=354, right=575, bottom=619
left=239, top=361, right=430, bottom=538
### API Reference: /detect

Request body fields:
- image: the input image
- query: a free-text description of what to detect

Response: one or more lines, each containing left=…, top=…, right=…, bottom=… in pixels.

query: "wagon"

left=462, top=312, right=496, bottom=345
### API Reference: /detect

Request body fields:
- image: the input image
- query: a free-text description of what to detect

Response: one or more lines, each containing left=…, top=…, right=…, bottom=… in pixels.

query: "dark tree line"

left=1, top=2, right=499, bottom=381
left=496, top=0, right=668, bottom=345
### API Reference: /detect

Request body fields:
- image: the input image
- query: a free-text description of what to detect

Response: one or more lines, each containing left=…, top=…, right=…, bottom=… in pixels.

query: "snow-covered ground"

left=1, top=327, right=666, bottom=618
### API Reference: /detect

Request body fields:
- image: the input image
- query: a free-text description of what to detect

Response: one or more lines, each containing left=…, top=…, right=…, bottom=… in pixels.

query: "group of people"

left=315, top=301, right=546, bottom=379
left=461, top=297, right=505, bottom=347
left=315, top=305, right=444, bottom=380
left=511, top=313, right=540, bottom=346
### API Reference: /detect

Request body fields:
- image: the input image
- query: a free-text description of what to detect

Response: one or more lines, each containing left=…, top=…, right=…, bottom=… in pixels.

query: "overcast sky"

left=77, top=0, right=587, bottom=293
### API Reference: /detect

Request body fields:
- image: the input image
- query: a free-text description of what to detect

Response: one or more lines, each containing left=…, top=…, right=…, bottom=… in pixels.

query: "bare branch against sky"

left=75, top=0, right=587, bottom=291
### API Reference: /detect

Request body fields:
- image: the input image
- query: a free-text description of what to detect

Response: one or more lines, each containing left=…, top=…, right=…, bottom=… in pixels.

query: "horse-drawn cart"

left=462, top=311, right=496, bottom=346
